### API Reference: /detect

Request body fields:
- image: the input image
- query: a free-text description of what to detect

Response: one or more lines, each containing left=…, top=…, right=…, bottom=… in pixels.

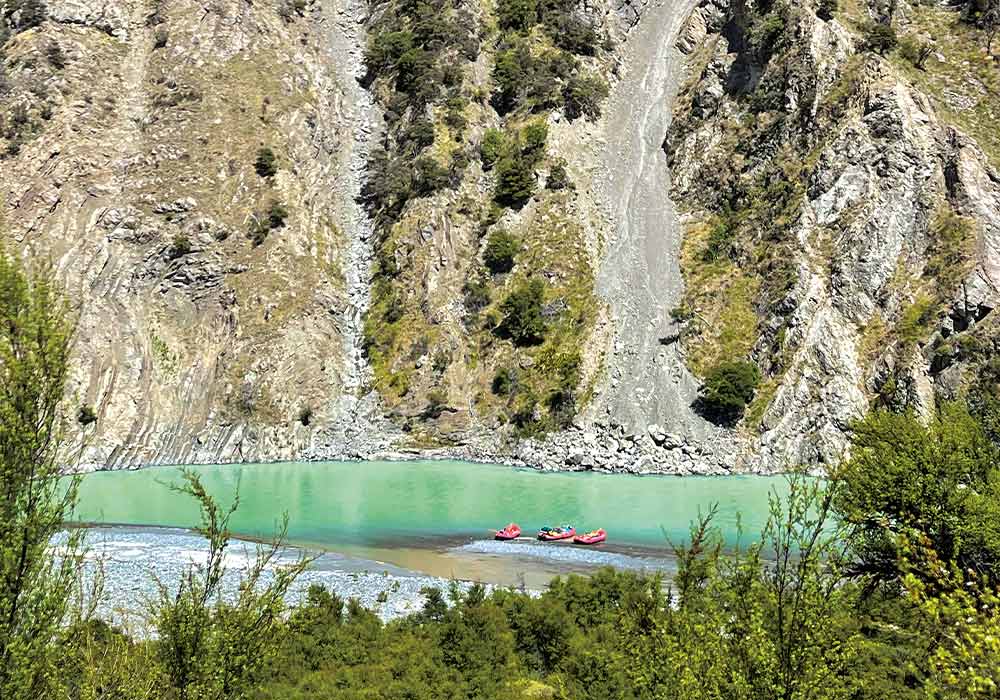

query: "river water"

left=69, top=461, right=791, bottom=617
left=74, top=460, right=786, bottom=554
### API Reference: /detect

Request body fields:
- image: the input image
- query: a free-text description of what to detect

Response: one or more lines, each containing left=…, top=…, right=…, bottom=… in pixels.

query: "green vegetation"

left=254, top=146, right=278, bottom=178
left=77, top=404, right=97, bottom=426
left=247, top=200, right=289, bottom=246
left=862, top=22, right=899, bottom=56
left=698, top=360, right=761, bottom=424
left=483, top=230, right=520, bottom=274
left=497, top=277, right=546, bottom=346
left=169, top=233, right=192, bottom=259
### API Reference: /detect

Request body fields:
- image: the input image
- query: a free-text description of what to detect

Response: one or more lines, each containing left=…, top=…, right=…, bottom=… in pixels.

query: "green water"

left=72, top=460, right=789, bottom=551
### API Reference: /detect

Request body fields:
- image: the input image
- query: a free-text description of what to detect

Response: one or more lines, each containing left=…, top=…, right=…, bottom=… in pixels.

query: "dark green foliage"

left=297, top=405, right=313, bottom=426
left=547, top=13, right=598, bottom=56
left=497, top=277, right=546, bottom=346
left=698, top=360, right=760, bottom=423
left=365, top=31, right=415, bottom=76
left=77, top=404, right=97, bottom=426
left=833, top=402, right=1000, bottom=587
left=817, top=0, right=837, bottom=20
left=521, top=120, right=548, bottom=156
left=45, top=41, right=64, bottom=69
left=749, top=10, right=788, bottom=58
left=492, top=366, right=516, bottom=395
left=494, top=154, right=536, bottom=209
left=247, top=201, right=288, bottom=246
left=862, top=22, right=899, bottom=56
left=497, top=0, right=537, bottom=32
left=546, top=159, right=571, bottom=190
left=462, top=276, right=491, bottom=314
left=562, top=74, right=608, bottom=120
left=168, top=233, right=192, bottom=259
left=413, top=156, right=450, bottom=195
left=483, top=230, right=519, bottom=274
left=254, top=147, right=278, bottom=178
left=479, top=128, right=506, bottom=169
left=267, top=201, right=288, bottom=229
left=702, top=216, right=736, bottom=262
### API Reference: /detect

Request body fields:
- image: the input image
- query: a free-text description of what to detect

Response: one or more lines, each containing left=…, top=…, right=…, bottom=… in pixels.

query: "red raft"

left=495, top=523, right=522, bottom=540
left=573, top=529, right=607, bottom=545
left=538, top=525, right=576, bottom=541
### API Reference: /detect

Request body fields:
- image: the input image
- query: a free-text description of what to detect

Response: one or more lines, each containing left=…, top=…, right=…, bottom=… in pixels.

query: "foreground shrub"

left=497, top=278, right=546, bottom=346
left=484, top=230, right=520, bottom=274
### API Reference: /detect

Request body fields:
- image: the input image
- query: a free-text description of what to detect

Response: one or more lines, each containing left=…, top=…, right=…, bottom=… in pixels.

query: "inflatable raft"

left=573, top=529, right=607, bottom=545
left=538, top=525, right=576, bottom=541
left=494, top=523, right=521, bottom=540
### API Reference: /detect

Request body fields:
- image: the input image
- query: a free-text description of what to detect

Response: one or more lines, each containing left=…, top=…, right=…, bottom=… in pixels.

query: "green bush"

left=497, top=278, right=547, bottom=346
left=521, top=120, right=548, bottom=156
left=862, top=22, right=898, bottom=56
left=494, top=155, right=536, bottom=209
left=364, top=30, right=414, bottom=76
left=699, top=360, right=760, bottom=423
left=480, top=128, right=507, bottom=169
left=267, top=201, right=289, bottom=229
left=484, top=230, right=520, bottom=274
left=45, top=42, right=65, bottom=69
left=497, top=0, right=537, bottom=32
left=492, top=367, right=516, bottom=395
left=546, top=160, right=571, bottom=190
left=413, top=156, right=449, bottom=195
left=254, top=147, right=278, bottom=178
left=462, top=276, right=491, bottom=313
left=168, top=234, right=192, bottom=259
left=899, top=35, right=933, bottom=69
left=77, top=405, right=97, bottom=426
left=562, top=74, right=608, bottom=121
left=816, top=0, right=837, bottom=20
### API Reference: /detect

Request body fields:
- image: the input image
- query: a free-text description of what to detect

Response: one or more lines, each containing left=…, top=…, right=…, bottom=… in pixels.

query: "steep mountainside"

left=3, top=0, right=1000, bottom=472
left=666, top=0, right=1000, bottom=470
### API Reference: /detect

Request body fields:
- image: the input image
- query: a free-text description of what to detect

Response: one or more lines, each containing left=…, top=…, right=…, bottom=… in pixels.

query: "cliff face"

left=1, top=0, right=391, bottom=467
left=3, top=0, right=1000, bottom=473
left=665, top=0, right=1000, bottom=470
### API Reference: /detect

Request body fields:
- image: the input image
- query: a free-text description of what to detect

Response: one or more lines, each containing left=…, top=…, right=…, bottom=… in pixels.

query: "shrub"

left=462, top=277, right=491, bottom=313
left=169, top=234, right=192, bottom=259
left=413, top=156, right=449, bottom=195
left=899, top=35, right=933, bottom=70
left=365, top=30, right=414, bottom=75
left=702, top=218, right=735, bottom=262
left=698, top=360, right=760, bottom=423
left=497, top=0, right=537, bottom=32
left=546, top=160, right=570, bottom=190
left=298, top=405, right=313, bottom=426
left=816, top=0, right=837, bottom=20
left=484, top=230, right=520, bottom=274
left=562, top=74, right=608, bottom=121
left=14, top=0, right=46, bottom=31
left=154, top=27, right=169, bottom=48
left=521, top=120, right=548, bottom=157
left=254, top=147, right=278, bottom=177
left=497, top=278, right=547, bottom=346
left=862, top=22, right=898, bottom=56
left=492, top=367, right=516, bottom=396
left=494, top=155, right=536, bottom=209
left=267, top=201, right=289, bottom=229
left=480, top=129, right=507, bottom=169
left=77, top=405, right=97, bottom=426
left=749, top=11, right=787, bottom=57
left=45, top=42, right=65, bottom=69
left=547, top=14, right=598, bottom=56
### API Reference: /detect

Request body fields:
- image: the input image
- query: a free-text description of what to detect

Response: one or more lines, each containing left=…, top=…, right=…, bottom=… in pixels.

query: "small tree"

left=484, top=230, right=519, bottom=274
left=497, top=278, right=546, bottom=346
left=153, top=470, right=311, bottom=700
left=698, top=360, right=760, bottom=423
left=0, top=249, right=85, bottom=700
left=480, top=129, right=507, bottom=169
left=863, top=22, right=898, bottom=56
left=496, top=0, right=537, bottom=32
left=562, top=74, right=609, bottom=121
left=254, top=147, right=278, bottom=178
left=816, top=0, right=837, bottom=20
left=494, top=155, right=536, bottom=209
left=899, top=35, right=934, bottom=70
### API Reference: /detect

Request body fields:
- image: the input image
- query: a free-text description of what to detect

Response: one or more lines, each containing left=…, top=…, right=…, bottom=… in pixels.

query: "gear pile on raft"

left=493, top=523, right=607, bottom=545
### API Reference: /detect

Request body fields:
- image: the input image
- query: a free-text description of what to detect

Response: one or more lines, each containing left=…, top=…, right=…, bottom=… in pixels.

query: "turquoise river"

left=73, top=460, right=790, bottom=580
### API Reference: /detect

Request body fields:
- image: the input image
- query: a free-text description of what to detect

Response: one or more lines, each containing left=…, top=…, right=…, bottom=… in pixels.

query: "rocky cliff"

left=3, top=0, right=999, bottom=473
